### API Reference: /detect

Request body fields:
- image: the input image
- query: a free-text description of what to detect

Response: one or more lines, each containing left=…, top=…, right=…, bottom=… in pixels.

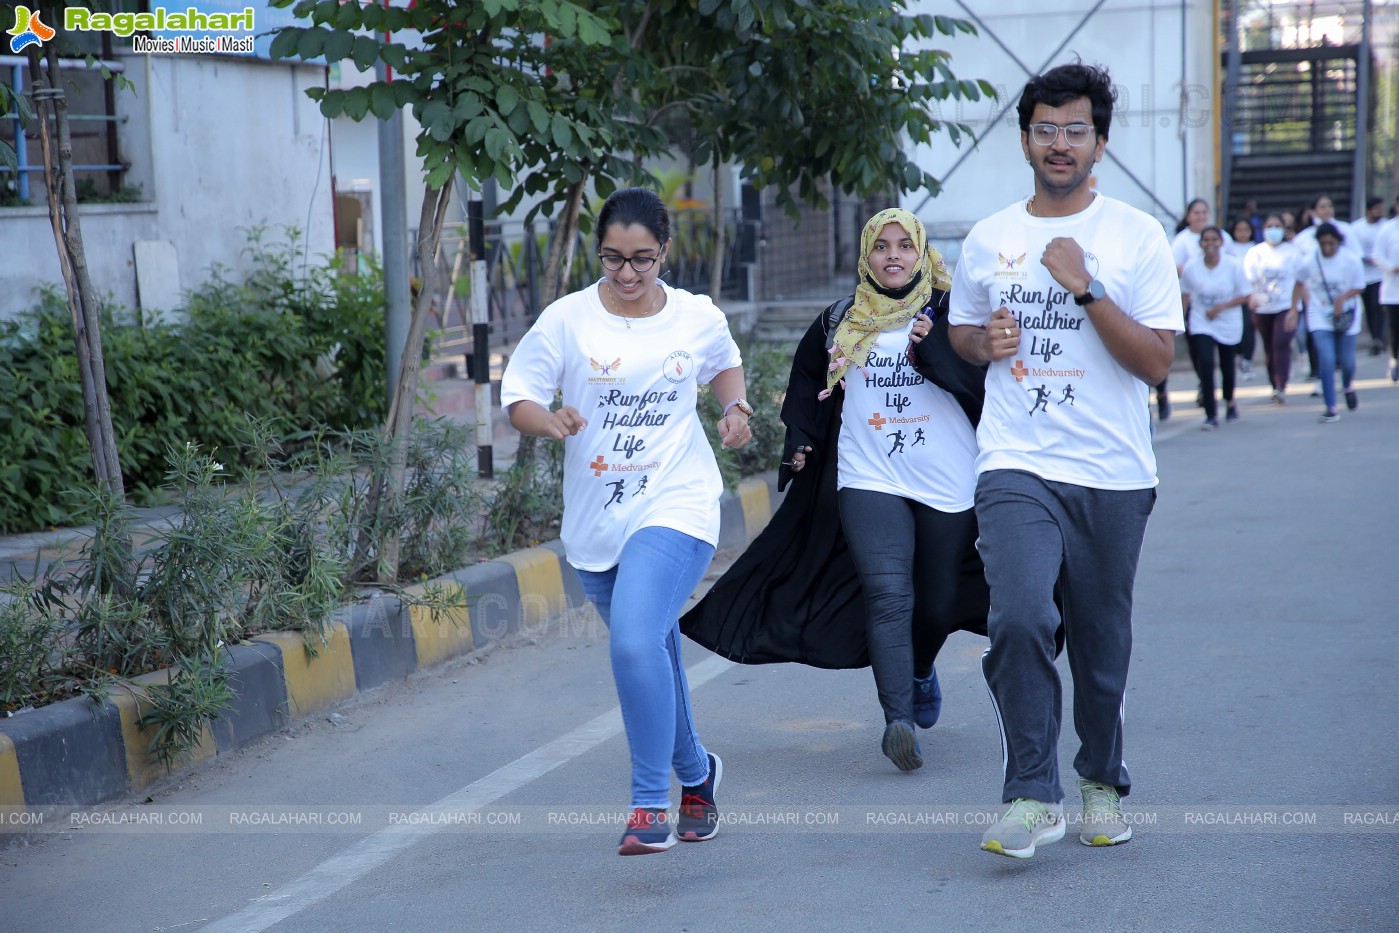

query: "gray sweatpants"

left=974, top=469, right=1155, bottom=804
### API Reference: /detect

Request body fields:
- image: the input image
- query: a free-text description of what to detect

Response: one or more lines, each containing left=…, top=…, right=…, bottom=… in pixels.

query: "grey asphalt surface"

left=2, top=352, right=1396, bottom=932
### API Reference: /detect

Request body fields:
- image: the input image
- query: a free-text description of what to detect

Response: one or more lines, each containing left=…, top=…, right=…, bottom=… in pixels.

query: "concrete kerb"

left=0, top=474, right=779, bottom=812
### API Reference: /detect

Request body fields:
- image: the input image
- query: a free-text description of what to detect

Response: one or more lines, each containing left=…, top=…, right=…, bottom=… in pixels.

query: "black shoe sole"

left=881, top=721, right=923, bottom=772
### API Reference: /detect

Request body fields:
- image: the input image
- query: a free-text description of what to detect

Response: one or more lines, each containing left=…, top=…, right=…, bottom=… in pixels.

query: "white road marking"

left=201, top=654, right=734, bottom=933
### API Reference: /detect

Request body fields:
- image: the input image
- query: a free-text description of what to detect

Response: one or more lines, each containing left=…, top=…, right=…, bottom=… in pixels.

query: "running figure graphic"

left=604, top=478, right=626, bottom=508
left=1028, top=384, right=1052, bottom=415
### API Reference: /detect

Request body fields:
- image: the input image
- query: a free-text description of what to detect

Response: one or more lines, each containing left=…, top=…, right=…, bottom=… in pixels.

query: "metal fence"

left=422, top=208, right=750, bottom=360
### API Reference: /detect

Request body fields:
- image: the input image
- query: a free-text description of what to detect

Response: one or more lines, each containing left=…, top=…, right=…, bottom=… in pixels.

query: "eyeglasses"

left=1027, top=123, right=1095, bottom=148
left=597, top=252, right=661, bottom=272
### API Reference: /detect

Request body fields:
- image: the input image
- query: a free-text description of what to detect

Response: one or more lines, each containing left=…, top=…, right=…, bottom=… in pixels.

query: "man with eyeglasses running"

left=948, top=62, right=1182, bottom=859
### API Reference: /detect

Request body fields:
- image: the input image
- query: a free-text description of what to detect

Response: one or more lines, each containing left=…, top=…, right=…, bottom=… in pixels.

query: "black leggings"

left=1189, top=333, right=1237, bottom=420
left=837, top=487, right=978, bottom=724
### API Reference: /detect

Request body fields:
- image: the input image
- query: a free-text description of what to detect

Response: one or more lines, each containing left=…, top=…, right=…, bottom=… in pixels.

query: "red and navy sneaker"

left=677, top=752, right=723, bottom=842
left=617, top=807, right=676, bottom=856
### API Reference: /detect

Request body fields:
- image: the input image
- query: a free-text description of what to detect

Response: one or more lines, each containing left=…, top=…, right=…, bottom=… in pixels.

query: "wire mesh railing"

left=423, top=208, right=751, bottom=360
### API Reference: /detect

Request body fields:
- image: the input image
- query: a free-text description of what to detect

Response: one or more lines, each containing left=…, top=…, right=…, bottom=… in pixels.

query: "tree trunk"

left=355, top=178, right=454, bottom=582
left=29, top=44, right=125, bottom=497
left=538, top=177, right=589, bottom=309
left=708, top=157, right=726, bottom=303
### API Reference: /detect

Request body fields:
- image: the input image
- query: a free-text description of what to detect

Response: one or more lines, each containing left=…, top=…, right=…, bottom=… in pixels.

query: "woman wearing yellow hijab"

left=683, top=208, right=991, bottom=773
left=822, top=208, right=954, bottom=399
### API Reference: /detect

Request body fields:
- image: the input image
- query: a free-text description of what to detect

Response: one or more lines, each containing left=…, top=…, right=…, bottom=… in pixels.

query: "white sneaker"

left=980, top=798, right=1065, bottom=858
left=1079, top=779, right=1132, bottom=846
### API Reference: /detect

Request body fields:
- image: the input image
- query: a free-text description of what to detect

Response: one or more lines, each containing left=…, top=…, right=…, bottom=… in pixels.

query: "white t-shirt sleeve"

left=688, top=295, right=744, bottom=383
left=1131, top=223, right=1186, bottom=332
left=1178, top=259, right=1203, bottom=300
left=1171, top=230, right=1194, bottom=271
left=500, top=309, right=564, bottom=409
left=1381, top=224, right=1399, bottom=304
left=1231, top=258, right=1251, bottom=302
left=948, top=232, right=993, bottom=326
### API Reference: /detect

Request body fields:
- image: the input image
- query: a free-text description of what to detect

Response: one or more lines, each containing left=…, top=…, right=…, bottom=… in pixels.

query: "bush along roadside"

left=0, top=229, right=389, bottom=534
left=0, top=427, right=470, bottom=771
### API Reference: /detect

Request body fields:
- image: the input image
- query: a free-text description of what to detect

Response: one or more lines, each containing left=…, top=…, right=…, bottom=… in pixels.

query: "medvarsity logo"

left=8, top=7, right=55, bottom=53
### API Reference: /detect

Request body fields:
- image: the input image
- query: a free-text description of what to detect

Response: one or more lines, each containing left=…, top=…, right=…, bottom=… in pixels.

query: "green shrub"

left=699, top=340, right=794, bottom=488
left=0, top=580, right=66, bottom=712
left=0, top=233, right=388, bottom=534
left=480, top=434, right=564, bottom=554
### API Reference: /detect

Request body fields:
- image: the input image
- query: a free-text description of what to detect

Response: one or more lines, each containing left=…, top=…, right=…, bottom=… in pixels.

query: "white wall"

left=905, top=0, right=1218, bottom=245
left=0, top=54, right=333, bottom=319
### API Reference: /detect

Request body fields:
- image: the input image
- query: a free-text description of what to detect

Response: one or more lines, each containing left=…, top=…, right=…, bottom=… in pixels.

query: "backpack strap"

left=823, top=295, right=855, bottom=350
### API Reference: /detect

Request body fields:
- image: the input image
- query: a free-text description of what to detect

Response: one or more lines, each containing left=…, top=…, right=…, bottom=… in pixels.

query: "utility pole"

left=469, top=198, right=492, bottom=478
left=1352, top=0, right=1372, bottom=216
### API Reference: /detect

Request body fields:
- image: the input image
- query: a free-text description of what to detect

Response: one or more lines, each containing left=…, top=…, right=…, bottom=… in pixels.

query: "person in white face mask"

left=1243, top=214, right=1307, bottom=402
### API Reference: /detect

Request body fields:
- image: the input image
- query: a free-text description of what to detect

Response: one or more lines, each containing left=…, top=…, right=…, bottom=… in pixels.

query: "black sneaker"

left=1345, top=389, right=1358, bottom=411
left=912, top=669, right=942, bottom=729
left=881, top=720, right=923, bottom=772
left=1226, top=405, right=1240, bottom=423
left=677, top=753, right=723, bottom=842
left=618, top=807, right=676, bottom=856
left=1157, top=395, right=1171, bottom=422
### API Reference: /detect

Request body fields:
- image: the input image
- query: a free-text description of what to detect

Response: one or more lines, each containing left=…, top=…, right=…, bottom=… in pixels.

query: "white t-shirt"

left=1179, top=255, right=1250, bottom=345
left=499, top=281, right=742, bottom=571
left=837, top=319, right=977, bottom=512
left=1350, top=217, right=1387, bottom=285
left=1294, top=218, right=1357, bottom=255
left=1375, top=221, right=1399, bottom=305
left=1243, top=242, right=1304, bottom=314
left=1171, top=227, right=1204, bottom=272
left=1224, top=238, right=1254, bottom=262
left=949, top=194, right=1183, bottom=491
left=1298, top=249, right=1366, bottom=335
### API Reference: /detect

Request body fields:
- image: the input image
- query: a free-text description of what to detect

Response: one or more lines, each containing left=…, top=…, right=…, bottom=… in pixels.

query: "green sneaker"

left=980, top=798, right=1065, bottom=859
left=1079, top=778, right=1132, bottom=846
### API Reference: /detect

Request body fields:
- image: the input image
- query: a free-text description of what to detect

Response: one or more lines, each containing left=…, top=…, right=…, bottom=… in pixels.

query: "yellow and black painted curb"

left=0, top=474, right=779, bottom=811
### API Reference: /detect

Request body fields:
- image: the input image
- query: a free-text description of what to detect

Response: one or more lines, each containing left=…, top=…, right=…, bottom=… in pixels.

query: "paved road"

left=3, top=354, right=1397, bottom=932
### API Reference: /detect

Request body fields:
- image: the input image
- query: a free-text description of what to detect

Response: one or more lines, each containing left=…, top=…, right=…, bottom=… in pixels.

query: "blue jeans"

left=576, top=526, right=715, bottom=808
left=1313, top=326, right=1356, bottom=412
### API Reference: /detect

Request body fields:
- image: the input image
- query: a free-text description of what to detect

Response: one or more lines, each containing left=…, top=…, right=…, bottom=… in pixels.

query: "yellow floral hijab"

left=823, top=208, right=952, bottom=398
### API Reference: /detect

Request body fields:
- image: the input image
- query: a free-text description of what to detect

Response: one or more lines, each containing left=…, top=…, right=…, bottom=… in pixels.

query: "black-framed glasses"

left=1028, top=123, right=1095, bottom=148
left=597, top=252, right=661, bottom=272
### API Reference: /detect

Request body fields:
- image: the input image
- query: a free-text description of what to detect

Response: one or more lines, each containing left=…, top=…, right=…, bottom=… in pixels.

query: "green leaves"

left=351, top=35, right=380, bottom=72
left=267, top=0, right=984, bottom=208
left=496, top=85, right=520, bottom=116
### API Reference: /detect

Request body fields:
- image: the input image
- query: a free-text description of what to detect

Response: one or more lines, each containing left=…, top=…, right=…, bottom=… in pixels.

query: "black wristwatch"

left=1074, top=279, right=1106, bottom=306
